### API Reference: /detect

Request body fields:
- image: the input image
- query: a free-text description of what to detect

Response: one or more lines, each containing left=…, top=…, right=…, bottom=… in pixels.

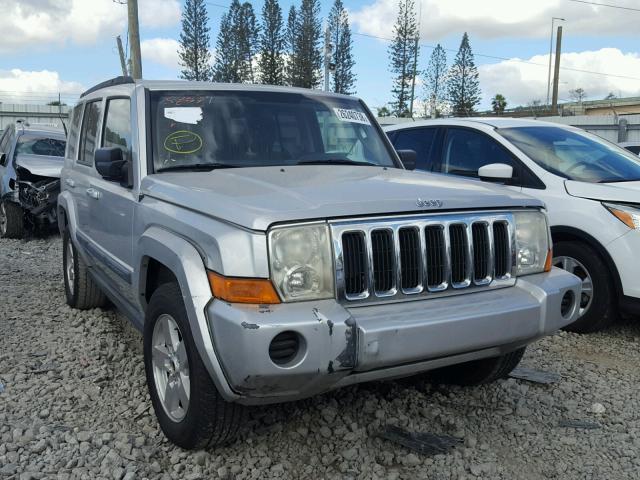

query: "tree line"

left=178, top=0, right=356, bottom=94
left=385, top=0, right=481, bottom=118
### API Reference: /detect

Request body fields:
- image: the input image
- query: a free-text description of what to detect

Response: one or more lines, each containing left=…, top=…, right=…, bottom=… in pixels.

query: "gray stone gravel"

left=1, top=235, right=640, bottom=479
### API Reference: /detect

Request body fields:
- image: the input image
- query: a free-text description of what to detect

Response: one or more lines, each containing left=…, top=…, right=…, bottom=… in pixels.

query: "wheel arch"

left=551, top=225, right=623, bottom=300
left=135, top=226, right=239, bottom=402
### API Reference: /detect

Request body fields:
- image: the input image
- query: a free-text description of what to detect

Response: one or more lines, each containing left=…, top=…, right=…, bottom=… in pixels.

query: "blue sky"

left=1, top=0, right=639, bottom=111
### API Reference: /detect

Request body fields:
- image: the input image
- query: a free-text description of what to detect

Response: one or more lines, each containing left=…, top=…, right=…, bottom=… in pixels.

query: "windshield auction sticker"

left=164, top=107, right=203, bottom=125
left=333, top=108, right=371, bottom=125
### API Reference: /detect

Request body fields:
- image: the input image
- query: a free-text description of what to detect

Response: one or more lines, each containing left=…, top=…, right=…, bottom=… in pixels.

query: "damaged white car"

left=0, top=122, right=66, bottom=237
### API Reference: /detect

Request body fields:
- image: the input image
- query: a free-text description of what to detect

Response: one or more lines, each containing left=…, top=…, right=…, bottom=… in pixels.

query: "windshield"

left=150, top=90, right=396, bottom=171
left=15, top=135, right=66, bottom=157
left=498, top=126, right=640, bottom=183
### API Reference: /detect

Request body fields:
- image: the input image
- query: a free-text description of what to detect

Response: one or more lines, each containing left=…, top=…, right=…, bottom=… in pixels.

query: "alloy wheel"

left=0, top=203, right=6, bottom=236
left=553, top=255, right=593, bottom=317
left=151, top=314, right=191, bottom=422
left=65, top=241, right=75, bottom=296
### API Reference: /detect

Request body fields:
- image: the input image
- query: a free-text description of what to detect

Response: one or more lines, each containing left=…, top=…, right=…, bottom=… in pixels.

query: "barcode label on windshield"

left=333, top=108, right=371, bottom=125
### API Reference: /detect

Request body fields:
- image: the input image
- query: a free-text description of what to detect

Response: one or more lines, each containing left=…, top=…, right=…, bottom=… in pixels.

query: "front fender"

left=136, top=226, right=240, bottom=402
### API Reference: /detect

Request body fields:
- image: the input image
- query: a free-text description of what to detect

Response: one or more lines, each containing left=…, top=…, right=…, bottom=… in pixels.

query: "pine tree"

left=423, top=44, right=447, bottom=117
left=212, top=5, right=238, bottom=82
left=388, top=0, right=419, bottom=117
left=447, top=32, right=481, bottom=116
left=258, top=0, right=285, bottom=85
left=236, top=2, right=260, bottom=83
left=212, top=0, right=259, bottom=83
left=285, top=6, right=302, bottom=86
left=328, top=0, right=356, bottom=94
left=178, top=0, right=213, bottom=81
left=295, top=0, right=323, bottom=89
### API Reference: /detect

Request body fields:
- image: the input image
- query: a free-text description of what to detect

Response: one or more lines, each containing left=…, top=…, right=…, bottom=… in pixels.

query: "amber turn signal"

left=544, top=248, right=553, bottom=272
left=208, top=271, right=281, bottom=304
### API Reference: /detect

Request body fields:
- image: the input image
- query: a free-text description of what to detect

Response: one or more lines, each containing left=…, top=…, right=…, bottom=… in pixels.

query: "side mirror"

left=95, top=147, right=126, bottom=180
left=478, top=163, right=513, bottom=182
left=397, top=149, right=417, bottom=170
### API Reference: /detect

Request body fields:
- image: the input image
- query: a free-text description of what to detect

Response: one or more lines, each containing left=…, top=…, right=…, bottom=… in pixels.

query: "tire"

left=553, top=241, right=617, bottom=333
left=430, top=347, right=526, bottom=386
left=0, top=201, right=24, bottom=239
left=144, top=282, right=246, bottom=449
left=63, top=230, right=107, bottom=309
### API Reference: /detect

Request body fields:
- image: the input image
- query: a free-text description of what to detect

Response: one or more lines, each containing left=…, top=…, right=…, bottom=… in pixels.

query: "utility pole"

left=127, top=0, right=143, bottom=79
left=323, top=25, right=332, bottom=92
left=116, top=36, right=128, bottom=76
left=546, top=17, right=564, bottom=105
left=551, top=25, right=563, bottom=112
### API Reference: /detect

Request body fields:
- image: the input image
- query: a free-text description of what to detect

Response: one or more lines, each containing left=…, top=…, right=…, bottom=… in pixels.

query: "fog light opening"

left=561, top=290, right=576, bottom=318
left=269, top=331, right=304, bottom=366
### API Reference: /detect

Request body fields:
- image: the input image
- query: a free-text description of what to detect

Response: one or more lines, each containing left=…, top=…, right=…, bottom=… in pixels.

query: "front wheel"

left=553, top=241, right=617, bottom=333
left=429, top=347, right=526, bottom=386
left=144, top=282, right=245, bottom=449
left=0, top=201, right=24, bottom=239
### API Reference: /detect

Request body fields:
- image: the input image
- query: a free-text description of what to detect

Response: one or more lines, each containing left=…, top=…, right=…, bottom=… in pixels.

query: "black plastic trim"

left=80, top=76, right=135, bottom=98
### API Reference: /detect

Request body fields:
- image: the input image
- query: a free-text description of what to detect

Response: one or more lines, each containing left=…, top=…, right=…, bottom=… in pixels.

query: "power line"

left=566, top=0, right=640, bottom=12
left=352, top=31, right=640, bottom=81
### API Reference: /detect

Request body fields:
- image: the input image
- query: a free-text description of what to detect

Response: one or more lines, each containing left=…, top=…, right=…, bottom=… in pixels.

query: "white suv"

left=385, top=118, right=640, bottom=333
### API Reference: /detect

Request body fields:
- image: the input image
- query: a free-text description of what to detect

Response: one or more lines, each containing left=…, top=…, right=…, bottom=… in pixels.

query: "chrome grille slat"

left=332, top=212, right=516, bottom=305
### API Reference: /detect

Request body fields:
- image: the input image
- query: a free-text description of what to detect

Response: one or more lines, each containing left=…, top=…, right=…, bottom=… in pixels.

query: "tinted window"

left=392, top=127, right=438, bottom=170
left=498, top=126, right=640, bottom=183
left=443, top=128, right=516, bottom=178
left=0, top=128, right=10, bottom=166
left=625, top=145, right=640, bottom=155
left=102, top=98, right=131, bottom=162
left=15, top=136, right=65, bottom=157
left=150, top=91, right=395, bottom=171
left=66, top=104, right=83, bottom=160
left=78, top=101, right=102, bottom=165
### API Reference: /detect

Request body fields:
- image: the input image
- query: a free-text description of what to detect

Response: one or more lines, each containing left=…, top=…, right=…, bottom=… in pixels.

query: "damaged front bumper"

left=17, top=178, right=60, bottom=226
left=207, top=267, right=581, bottom=405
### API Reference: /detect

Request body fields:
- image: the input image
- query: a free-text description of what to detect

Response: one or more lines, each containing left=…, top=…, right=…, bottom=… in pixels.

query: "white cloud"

left=0, top=69, right=84, bottom=103
left=0, top=0, right=180, bottom=52
left=350, top=0, right=640, bottom=40
left=479, top=48, right=640, bottom=108
left=141, top=38, right=181, bottom=70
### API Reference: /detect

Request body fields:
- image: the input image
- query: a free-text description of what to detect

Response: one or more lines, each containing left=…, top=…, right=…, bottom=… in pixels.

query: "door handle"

left=65, top=178, right=75, bottom=188
left=86, top=188, right=101, bottom=200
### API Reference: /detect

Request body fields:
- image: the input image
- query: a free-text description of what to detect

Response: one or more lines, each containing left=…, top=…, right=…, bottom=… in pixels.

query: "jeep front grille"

left=332, top=212, right=516, bottom=304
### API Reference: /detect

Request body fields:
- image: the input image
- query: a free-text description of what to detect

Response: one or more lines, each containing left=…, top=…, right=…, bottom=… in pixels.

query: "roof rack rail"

left=80, top=76, right=135, bottom=98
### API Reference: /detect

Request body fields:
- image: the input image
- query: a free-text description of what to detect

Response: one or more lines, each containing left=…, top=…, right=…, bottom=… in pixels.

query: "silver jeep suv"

left=58, top=77, right=581, bottom=449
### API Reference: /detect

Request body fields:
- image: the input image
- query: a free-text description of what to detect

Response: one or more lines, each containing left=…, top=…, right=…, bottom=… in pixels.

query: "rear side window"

left=78, top=100, right=102, bottom=166
left=102, top=98, right=132, bottom=162
left=66, top=104, right=83, bottom=160
left=391, top=127, right=438, bottom=171
left=442, top=128, right=516, bottom=178
left=0, top=128, right=11, bottom=166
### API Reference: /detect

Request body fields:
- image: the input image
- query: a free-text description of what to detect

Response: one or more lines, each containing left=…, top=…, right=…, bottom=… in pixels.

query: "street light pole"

left=546, top=17, right=564, bottom=105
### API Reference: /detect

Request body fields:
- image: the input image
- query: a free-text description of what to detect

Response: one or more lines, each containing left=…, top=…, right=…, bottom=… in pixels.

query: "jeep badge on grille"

left=416, top=198, right=444, bottom=208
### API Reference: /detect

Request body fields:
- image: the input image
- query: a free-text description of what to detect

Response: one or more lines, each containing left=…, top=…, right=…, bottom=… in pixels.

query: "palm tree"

left=491, top=94, right=507, bottom=115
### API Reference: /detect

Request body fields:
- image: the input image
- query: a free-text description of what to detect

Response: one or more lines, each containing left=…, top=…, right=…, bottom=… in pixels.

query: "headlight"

left=514, top=211, right=552, bottom=276
left=603, top=202, right=640, bottom=230
left=268, top=224, right=334, bottom=301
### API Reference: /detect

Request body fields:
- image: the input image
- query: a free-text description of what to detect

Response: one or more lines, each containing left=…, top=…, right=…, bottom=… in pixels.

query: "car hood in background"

left=15, top=154, right=65, bottom=179
left=141, top=166, right=543, bottom=231
left=565, top=180, right=640, bottom=204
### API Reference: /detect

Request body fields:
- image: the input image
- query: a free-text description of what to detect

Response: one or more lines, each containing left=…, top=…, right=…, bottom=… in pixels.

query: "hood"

left=141, top=165, right=543, bottom=231
left=565, top=180, right=640, bottom=204
left=15, top=154, right=64, bottom=179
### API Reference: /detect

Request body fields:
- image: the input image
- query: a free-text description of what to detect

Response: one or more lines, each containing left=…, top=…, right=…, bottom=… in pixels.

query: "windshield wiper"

left=155, top=163, right=239, bottom=173
left=296, top=158, right=379, bottom=167
left=597, top=178, right=640, bottom=183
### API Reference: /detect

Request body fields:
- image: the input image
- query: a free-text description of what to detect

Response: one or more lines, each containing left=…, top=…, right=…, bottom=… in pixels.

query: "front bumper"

left=606, top=229, right=640, bottom=301
left=207, top=267, right=580, bottom=405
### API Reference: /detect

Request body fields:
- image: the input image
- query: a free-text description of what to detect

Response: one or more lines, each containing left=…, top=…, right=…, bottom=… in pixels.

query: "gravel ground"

left=1, top=235, right=640, bottom=480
